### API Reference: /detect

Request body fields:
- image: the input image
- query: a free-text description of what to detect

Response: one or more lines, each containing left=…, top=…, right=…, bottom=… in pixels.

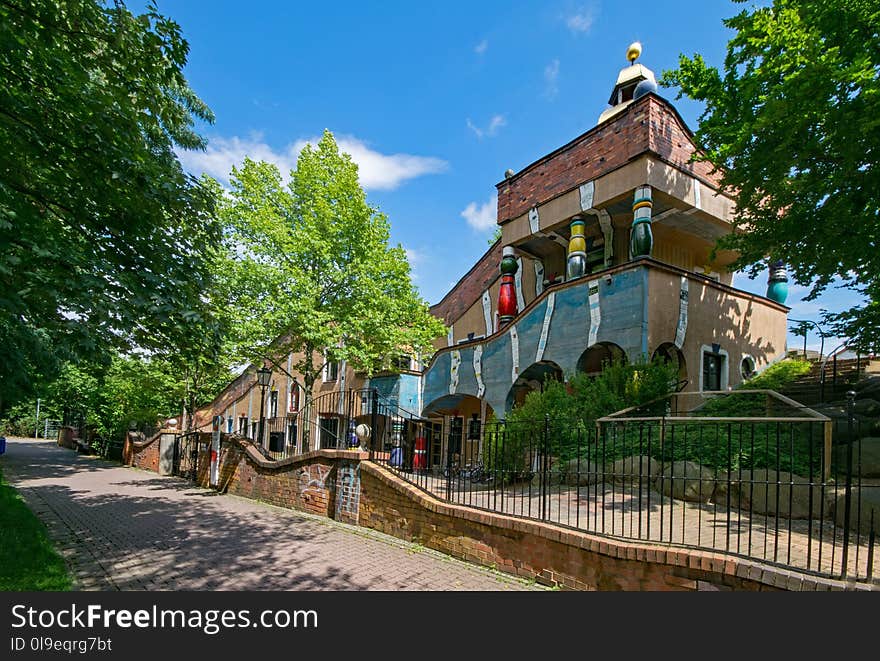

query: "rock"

left=852, top=398, right=880, bottom=417
left=710, top=471, right=745, bottom=506
left=854, top=375, right=880, bottom=395
left=832, top=487, right=880, bottom=536
left=733, top=469, right=827, bottom=519
left=654, top=461, right=715, bottom=503
left=834, top=438, right=880, bottom=478
left=609, top=455, right=661, bottom=484
left=557, top=458, right=601, bottom=486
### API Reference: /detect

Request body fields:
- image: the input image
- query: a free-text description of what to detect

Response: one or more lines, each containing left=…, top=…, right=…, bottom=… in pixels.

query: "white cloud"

left=461, top=195, right=497, bottom=231
left=565, top=8, right=595, bottom=34
left=404, top=247, right=425, bottom=280
left=544, top=59, right=560, bottom=99
left=178, top=133, right=448, bottom=191
left=466, top=118, right=483, bottom=139
left=466, top=114, right=507, bottom=139
left=475, top=39, right=488, bottom=55
left=488, top=114, right=506, bottom=134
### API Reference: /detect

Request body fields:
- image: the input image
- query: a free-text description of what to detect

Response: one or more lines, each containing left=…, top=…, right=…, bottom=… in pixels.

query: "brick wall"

left=123, top=431, right=161, bottom=473
left=124, top=435, right=852, bottom=591
left=190, top=437, right=366, bottom=520
left=356, top=464, right=787, bottom=591
left=497, top=95, right=722, bottom=224
left=430, top=240, right=502, bottom=324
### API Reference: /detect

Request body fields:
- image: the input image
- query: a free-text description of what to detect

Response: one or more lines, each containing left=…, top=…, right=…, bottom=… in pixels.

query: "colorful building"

left=198, top=44, right=790, bottom=466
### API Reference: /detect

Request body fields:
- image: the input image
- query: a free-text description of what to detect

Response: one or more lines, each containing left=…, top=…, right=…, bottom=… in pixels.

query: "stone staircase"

left=778, top=358, right=866, bottom=406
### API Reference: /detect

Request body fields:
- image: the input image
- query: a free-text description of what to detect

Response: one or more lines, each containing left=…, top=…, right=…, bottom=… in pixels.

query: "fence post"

left=841, top=390, right=856, bottom=577
left=445, top=418, right=453, bottom=502
left=541, top=415, right=550, bottom=521
left=370, top=389, right=378, bottom=462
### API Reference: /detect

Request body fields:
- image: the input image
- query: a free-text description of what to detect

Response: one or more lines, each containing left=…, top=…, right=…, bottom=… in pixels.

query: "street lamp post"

left=256, top=366, right=272, bottom=449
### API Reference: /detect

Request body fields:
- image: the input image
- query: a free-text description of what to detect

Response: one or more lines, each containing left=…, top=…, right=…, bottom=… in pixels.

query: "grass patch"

left=0, top=466, right=72, bottom=590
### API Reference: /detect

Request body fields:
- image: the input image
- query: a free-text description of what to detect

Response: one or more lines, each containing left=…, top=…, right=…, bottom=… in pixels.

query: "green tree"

left=661, top=0, right=880, bottom=350
left=217, top=130, right=445, bottom=395
left=0, top=0, right=221, bottom=412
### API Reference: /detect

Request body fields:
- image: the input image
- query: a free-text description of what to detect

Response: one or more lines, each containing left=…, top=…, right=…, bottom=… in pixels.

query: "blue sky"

left=145, top=0, right=862, bottom=353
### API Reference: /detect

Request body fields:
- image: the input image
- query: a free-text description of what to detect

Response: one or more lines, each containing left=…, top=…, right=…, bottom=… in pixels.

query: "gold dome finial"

left=627, top=41, right=642, bottom=64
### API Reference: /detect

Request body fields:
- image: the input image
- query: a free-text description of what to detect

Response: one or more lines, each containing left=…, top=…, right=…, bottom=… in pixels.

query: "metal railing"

left=370, top=391, right=877, bottom=584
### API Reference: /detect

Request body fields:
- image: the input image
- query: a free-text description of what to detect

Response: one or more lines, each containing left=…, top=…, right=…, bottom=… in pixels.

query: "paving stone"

left=1, top=440, right=541, bottom=592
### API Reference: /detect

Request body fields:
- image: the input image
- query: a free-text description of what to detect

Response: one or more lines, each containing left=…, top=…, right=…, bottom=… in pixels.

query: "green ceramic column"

left=630, top=185, right=653, bottom=258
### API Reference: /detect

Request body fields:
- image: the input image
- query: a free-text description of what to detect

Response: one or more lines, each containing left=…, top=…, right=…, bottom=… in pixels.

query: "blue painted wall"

left=422, top=264, right=648, bottom=416
left=371, top=373, right=421, bottom=414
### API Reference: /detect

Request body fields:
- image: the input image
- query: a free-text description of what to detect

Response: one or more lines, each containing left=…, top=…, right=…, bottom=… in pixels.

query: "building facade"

left=198, top=46, right=790, bottom=466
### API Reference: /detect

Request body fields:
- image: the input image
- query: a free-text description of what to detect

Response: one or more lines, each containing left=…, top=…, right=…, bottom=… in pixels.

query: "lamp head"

left=256, top=366, right=272, bottom=387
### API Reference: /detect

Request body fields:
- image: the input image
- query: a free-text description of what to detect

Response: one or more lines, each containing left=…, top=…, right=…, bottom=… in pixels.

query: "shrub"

left=491, top=357, right=680, bottom=463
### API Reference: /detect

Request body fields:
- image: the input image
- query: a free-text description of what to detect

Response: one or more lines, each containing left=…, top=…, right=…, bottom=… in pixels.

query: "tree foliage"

left=0, top=0, right=221, bottom=410
left=661, top=0, right=880, bottom=350
left=216, top=130, right=445, bottom=391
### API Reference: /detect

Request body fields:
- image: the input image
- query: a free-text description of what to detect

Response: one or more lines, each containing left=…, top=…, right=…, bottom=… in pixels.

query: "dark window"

left=238, top=416, right=248, bottom=436
left=269, top=391, right=278, bottom=418
left=703, top=352, right=723, bottom=391
left=741, top=356, right=756, bottom=380
left=325, top=361, right=338, bottom=381
left=288, top=388, right=299, bottom=414
left=287, top=423, right=297, bottom=451
left=467, top=414, right=481, bottom=440
left=268, top=431, right=285, bottom=453
left=448, top=417, right=463, bottom=459
left=227, top=416, right=233, bottom=434
left=392, top=355, right=411, bottom=371
left=319, top=417, right=339, bottom=449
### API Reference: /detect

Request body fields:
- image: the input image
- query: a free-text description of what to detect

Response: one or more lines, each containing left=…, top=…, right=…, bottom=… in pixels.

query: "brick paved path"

left=1, top=440, right=541, bottom=591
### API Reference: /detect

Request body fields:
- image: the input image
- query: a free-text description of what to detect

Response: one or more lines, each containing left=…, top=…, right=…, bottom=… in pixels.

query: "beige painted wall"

left=647, top=268, right=788, bottom=390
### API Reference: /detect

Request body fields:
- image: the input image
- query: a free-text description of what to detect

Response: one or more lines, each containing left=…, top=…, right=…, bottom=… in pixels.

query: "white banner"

left=528, top=206, right=540, bottom=234
left=534, top=261, right=545, bottom=297
left=481, top=290, right=493, bottom=337
left=535, top=292, right=556, bottom=363
left=588, top=279, right=601, bottom=347
left=674, top=276, right=689, bottom=349
left=473, top=345, right=485, bottom=398
left=515, top=257, right=525, bottom=312
left=510, top=326, right=520, bottom=382
left=449, top=350, right=461, bottom=395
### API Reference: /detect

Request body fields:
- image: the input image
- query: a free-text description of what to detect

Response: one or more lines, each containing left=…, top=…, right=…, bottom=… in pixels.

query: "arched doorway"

left=505, top=361, right=564, bottom=411
left=652, top=342, right=688, bottom=385
left=576, top=342, right=626, bottom=376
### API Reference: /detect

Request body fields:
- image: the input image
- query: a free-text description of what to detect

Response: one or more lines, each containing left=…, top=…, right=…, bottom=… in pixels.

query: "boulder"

left=852, top=398, right=880, bottom=417
left=609, top=455, right=661, bottom=484
left=654, top=461, right=715, bottom=503
left=834, top=438, right=880, bottom=478
left=710, top=471, right=746, bottom=507
left=557, top=458, right=601, bottom=486
left=854, top=375, right=880, bottom=397
left=734, top=469, right=826, bottom=519
left=832, top=487, right=880, bottom=536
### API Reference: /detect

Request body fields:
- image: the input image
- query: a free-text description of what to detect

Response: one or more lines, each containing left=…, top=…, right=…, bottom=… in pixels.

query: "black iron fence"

left=173, top=431, right=202, bottom=482
left=370, top=393, right=877, bottom=585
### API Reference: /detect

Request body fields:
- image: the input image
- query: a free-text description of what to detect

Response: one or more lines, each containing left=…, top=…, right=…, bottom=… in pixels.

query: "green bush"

left=484, top=358, right=680, bottom=464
